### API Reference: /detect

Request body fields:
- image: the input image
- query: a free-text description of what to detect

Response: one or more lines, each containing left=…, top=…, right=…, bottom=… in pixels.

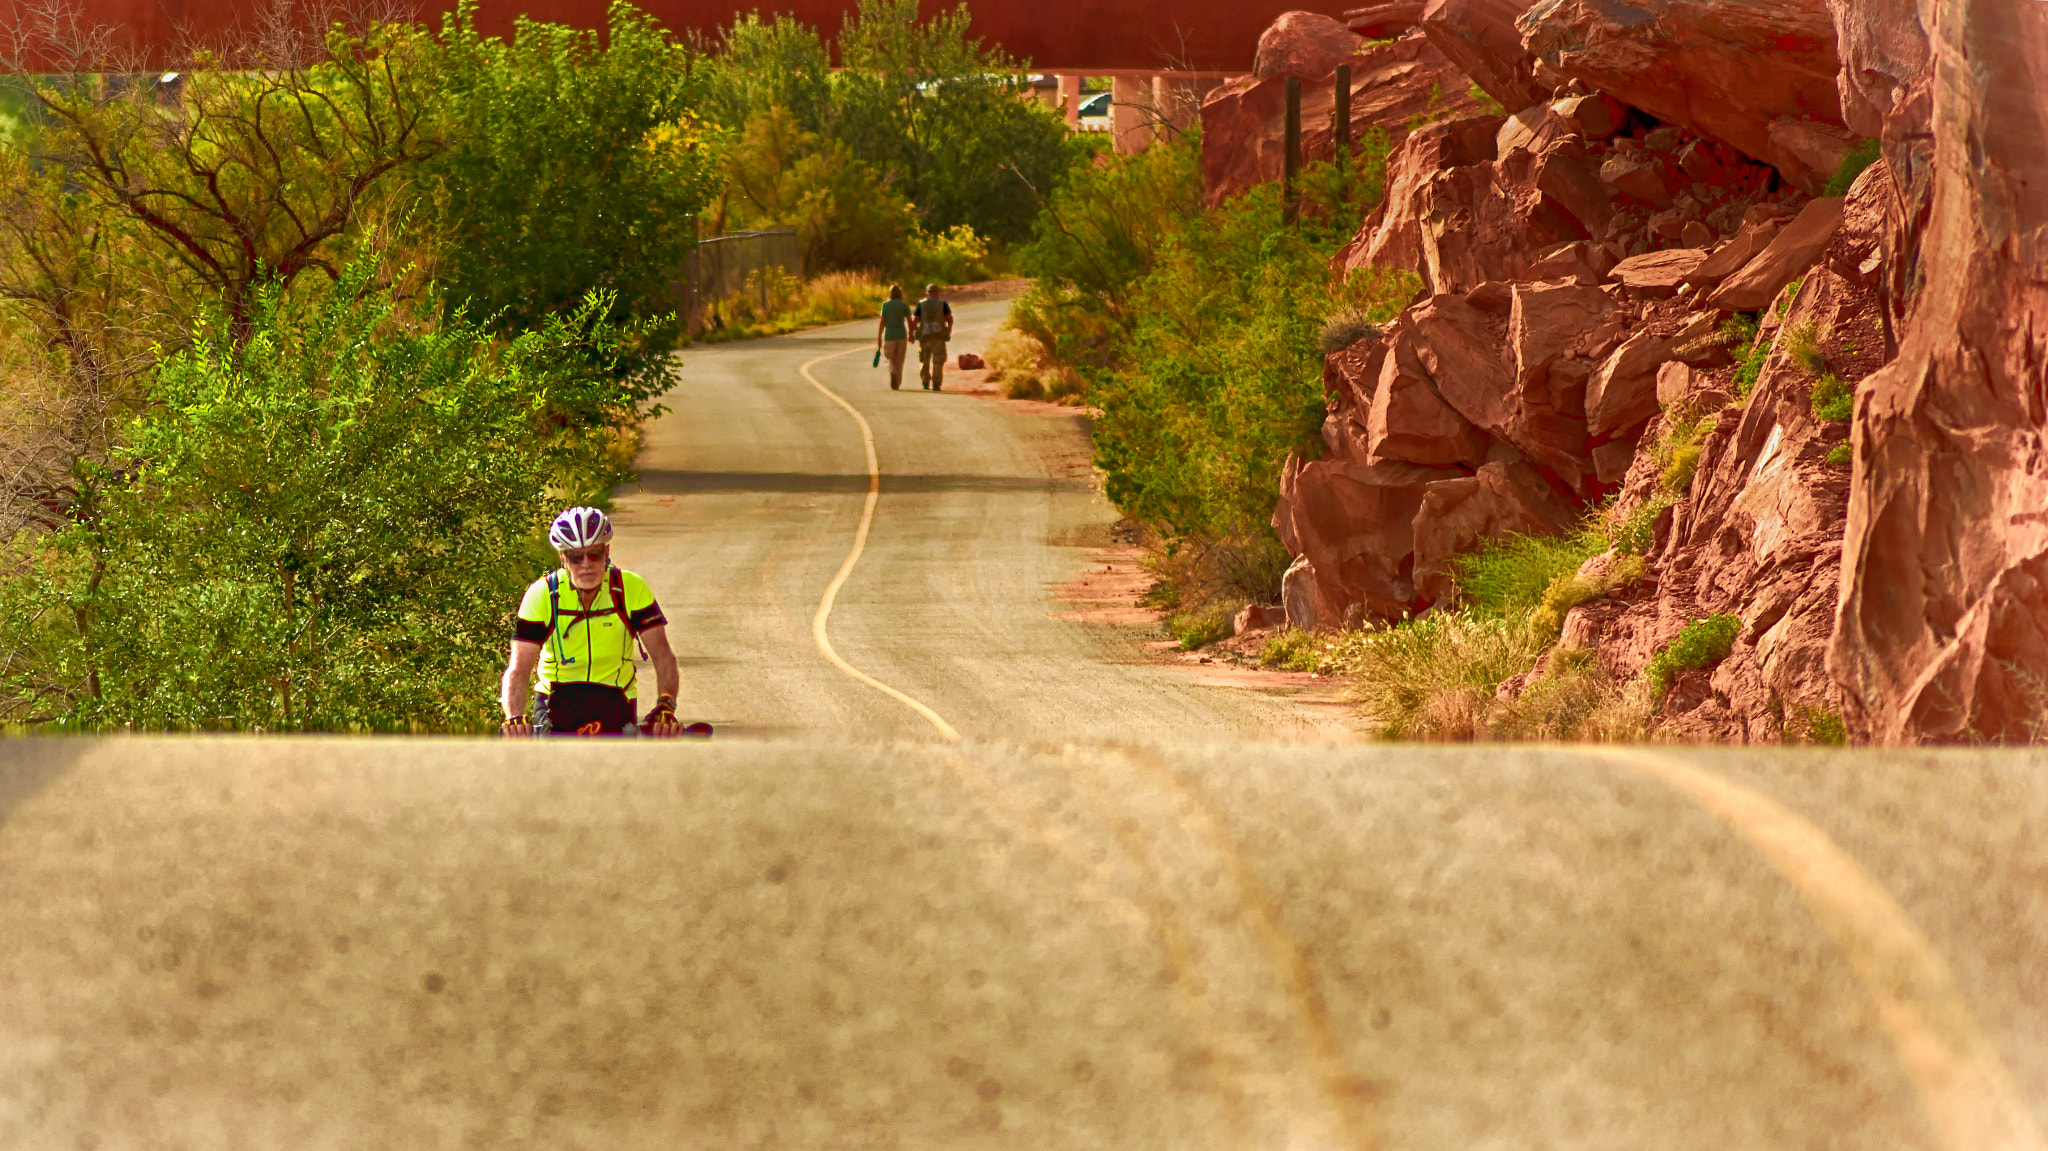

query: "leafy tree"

left=0, top=264, right=634, bottom=731
left=1013, top=133, right=1201, bottom=367
left=714, top=105, right=913, bottom=271
left=14, top=22, right=440, bottom=345
left=692, top=12, right=835, bottom=136
left=426, top=0, right=721, bottom=374
left=1017, top=133, right=1414, bottom=600
left=834, top=0, right=1069, bottom=244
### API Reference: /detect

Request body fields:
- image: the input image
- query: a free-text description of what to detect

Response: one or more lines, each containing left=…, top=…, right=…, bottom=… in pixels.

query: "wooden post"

left=1333, top=63, right=1351, bottom=170
left=1282, top=75, right=1301, bottom=227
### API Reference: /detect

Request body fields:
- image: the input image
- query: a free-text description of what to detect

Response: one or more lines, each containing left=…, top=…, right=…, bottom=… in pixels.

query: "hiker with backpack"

left=914, top=283, right=954, bottom=391
left=500, top=506, right=693, bottom=737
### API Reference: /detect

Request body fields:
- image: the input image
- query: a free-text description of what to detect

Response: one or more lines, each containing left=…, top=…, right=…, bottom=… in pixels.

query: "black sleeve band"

left=514, top=618, right=550, bottom=644
left=628, top=604, right=667, bottom=634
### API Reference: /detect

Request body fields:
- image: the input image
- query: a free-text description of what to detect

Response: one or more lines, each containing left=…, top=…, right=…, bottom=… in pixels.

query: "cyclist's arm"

left=639, top=625, right=680, bottom=702
left=501, top=639, right=541, bottom=719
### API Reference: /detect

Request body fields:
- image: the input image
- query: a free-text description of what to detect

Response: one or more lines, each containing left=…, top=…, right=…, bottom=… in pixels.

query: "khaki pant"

left=882, top=339, right=908, bottom=389
left=919, top=336, right=948, bottom=389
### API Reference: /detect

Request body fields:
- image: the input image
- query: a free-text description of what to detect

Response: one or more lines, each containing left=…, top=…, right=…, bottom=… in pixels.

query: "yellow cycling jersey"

left=513, top=567, right=665, bottom=698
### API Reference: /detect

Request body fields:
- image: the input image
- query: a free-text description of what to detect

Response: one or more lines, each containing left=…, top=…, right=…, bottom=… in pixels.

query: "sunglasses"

left=560, top=547, right=608, bottom=564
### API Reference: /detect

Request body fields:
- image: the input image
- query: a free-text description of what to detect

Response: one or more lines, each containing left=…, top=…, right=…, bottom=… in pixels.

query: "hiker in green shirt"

left=876, top=286, right=913, bottom=390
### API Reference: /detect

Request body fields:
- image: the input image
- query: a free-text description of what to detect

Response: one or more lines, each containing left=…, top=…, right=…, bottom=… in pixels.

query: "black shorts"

left=537, top=683, right=637, bottom=734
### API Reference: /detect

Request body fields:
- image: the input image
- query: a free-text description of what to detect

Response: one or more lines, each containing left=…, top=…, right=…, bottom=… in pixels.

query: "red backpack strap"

left=610, top=566, right=633, bottom=632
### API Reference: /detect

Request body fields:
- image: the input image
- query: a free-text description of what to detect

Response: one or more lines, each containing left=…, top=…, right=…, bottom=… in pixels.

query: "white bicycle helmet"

left=548, top=506, right=613, bottom=551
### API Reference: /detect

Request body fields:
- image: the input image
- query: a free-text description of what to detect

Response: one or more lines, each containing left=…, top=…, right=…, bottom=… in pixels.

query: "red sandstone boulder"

left=1368, top=325, right=1490, bottom=466
left=1686, top=217, right=1784, bottom=286
left=1505, top=280, right=1613, bottom=482
left=1335, top=115, right=1502, bottom=277
left=1345, top=2, right=1428, bottom=39
left=1273, top=455, right=1450, bottom=626
left=1418, top=0, right=1548, bottom=113
left=1552, top=93, right=1624, bottom=139
left=1411, top=459, right=1579, bottom=604
left=1523, top=240, right=1617, bottom=285
left=1253, top=11, right=1365, bottom=79
left=1586, top=329, right=1674, bottom=437
left=1703, top=195, right=1844, bottom=310
left=1408, top=294, right=1515, bottom=435
left=1598, top=152, right=1672, bottom=209
left=1826, top=0, right=1927, bottom=139
left=1531, top=137, right=1617, bottom=236
left=1516, top=0, right=1847, bottom=193
left=1233, top=603, right=1290, bottom=635
left=1610, top=247, right=1709, bottom=294
left=1831, top=0, right=2048, bottom=743
left=1416, top=142, right=1603, bottom=293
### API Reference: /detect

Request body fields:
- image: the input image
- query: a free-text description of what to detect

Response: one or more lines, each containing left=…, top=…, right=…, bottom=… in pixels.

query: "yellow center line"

left=1588, top=746, right=2046, bottom=1151
left=1109, top=745, right=1383, bottom=1151
left=799, top=349, right=961, bottom=742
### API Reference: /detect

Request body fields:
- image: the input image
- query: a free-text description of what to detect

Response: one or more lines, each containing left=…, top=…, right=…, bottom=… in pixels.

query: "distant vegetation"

left=1008, top=129, right=1413, bottom=615
left=0, top=0, right=1072, bottom=731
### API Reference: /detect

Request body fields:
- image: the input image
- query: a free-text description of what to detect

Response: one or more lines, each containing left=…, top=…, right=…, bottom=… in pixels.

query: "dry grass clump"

left=1332, top=614, right=1547, bottom=740
left=986, top=325, right=1083, bottom=403
left=1326, top=521, right=1662, bottom=741
left=1486, top=647, right=1654, bottom=741
left=1140, top=531, right=1291, bottom=651
left=703, top=270, right=889, bottom=341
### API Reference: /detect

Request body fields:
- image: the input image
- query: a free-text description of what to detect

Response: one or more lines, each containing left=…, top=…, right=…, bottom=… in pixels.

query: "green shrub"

left=1783, top=320, right=1826, bottom=375
left=1166, top=603, right=1237, bottom=650
left=902, top=223, right=996, bottom=285
left=1788, top=704, right=1848, bottom=745
left=1338, top=613, right=1545, bottom=740
left=1775, top=276, right=1807, bottom=319
left=1825, top=441, right=1852, bottom=467
left=1258, top=628, right=1329, bottom=672
left=428, top=0, right=720, bottom=378
left=1447, top=523, right=1608, bottom=619
left=1089, top=183, right=1416, bottom=601
left=1660, top=445, right=1703, bottom=493
left=1823, top=138, right=1882, bottom=197
left=1645, top=613, right=1741, bottom=696
left=0, top=266, right=625, bottom=731
left=1722, top=315, right=1769, bottom=399
left=1612, top=496, right=1673, bottom=556
left=1811, top=373, right=1854, bottom=422
left=1529, top=572, right=1609, bottom=641
left=700, top=270, right=891, bottom=341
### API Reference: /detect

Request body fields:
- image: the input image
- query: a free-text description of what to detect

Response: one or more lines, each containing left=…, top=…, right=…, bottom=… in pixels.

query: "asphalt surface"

left=1, top=308, right=2044, bottom=1150
left=607, top=300, right=1350, bottom=742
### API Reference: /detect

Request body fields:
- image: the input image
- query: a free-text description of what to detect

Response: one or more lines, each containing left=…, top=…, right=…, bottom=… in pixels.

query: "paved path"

left=2, top=315, right=2045, bottom=1150
left=608, top=301, right=1350, bottom=742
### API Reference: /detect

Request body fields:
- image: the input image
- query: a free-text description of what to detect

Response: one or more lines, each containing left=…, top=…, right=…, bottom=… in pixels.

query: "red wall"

left=9, top=0, right=1320, bottom=71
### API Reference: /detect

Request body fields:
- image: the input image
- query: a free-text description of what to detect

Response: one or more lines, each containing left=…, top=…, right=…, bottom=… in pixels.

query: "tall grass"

left=702, top=270, right=890, bottom=341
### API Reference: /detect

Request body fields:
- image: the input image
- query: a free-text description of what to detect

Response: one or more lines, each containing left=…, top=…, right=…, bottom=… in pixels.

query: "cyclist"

left=500, top=507, right=685, bottom=737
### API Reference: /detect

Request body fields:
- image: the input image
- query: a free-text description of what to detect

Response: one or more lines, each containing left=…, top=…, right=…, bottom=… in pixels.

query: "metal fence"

left=680, top=228, right=804, bottom=333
